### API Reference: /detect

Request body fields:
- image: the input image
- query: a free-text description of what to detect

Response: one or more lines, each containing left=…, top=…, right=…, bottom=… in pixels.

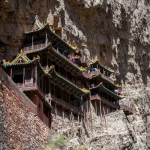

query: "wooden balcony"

left=53, top=47, right=79, bottom=68
left=16, top=81, right=45, bottom=99
left=48, top=95, right=81, bottom=114
left=120, top=105, right=133, bottom=115
left=89, top=71, right=114, bottom=83
left=90, top=94, right=119, bottom=109
left=23, top=43, right=47, bottom=53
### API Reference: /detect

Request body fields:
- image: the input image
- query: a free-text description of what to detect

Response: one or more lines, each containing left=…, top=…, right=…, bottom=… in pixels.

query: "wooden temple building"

left=1, top=16, right=133, bottom=134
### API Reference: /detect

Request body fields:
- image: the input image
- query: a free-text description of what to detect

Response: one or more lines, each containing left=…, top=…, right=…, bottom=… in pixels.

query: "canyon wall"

left=1, top=0, right=150, bottom=149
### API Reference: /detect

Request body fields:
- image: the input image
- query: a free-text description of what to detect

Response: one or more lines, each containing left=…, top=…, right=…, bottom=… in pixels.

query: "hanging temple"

left=0, top=16, right=133, bottom=136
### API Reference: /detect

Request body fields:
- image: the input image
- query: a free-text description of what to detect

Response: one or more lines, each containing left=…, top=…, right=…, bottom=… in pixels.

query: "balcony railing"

left=23, top=43, right=47, bottom=52
left=90, top=94, right=119, bottom=109
left=53, top=47, right=79, bottom=68
left=120, top=105, right=133, bottom=113
left=88, top=71, right=114, bottom=83
left=16, top=81, right=45, bottom=98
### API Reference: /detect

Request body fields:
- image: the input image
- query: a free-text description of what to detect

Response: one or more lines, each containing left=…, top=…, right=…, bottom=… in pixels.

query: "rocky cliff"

left=1, top=0, right=150, bottom=149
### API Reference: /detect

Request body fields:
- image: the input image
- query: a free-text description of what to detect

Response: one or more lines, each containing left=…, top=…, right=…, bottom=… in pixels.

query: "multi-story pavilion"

left=2, top=15, right=132, bottom=135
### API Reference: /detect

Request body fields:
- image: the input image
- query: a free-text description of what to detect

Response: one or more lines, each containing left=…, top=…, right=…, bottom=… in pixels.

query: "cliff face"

left=1, top=0, right=150, bottom=149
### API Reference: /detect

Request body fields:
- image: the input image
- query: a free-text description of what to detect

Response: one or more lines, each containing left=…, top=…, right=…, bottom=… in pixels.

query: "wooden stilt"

left=63, top=108, right=64, bottom=129
left=95, top=101, right=97, bottom=115
left=90, top=96, right=93, bottom=132
left=103, top=106, right=107, bottom=130
left=87, top=99, right=89, bottom=129
left=100, top=101, right=103, bottom=130
left=81, top=116, right=84, bottom=141
left=78, top=114, right=79, bottom=124
left=55, top=104, right=58, bottom=133
left=71, top=111, right=75, bottom=137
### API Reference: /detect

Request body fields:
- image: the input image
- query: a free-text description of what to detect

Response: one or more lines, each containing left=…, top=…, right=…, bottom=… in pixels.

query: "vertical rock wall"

left=1, top=0, right=150, bottom=149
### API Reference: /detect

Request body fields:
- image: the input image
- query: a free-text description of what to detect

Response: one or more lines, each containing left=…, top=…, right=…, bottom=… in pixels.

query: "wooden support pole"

left=81, top=116, right=84, bottom=141
left=10, top=67, right=12, bottom=79
left=71, top=111, right=75, bottom=137
left=103, top=106, right=107, bottom=130
left=55, top=103, right=58, bottom=133
left=78, top=114, right=79, bottom=124
left=62, top=108, right=64, bottom=129
left=90, top=95, right=93, bottom=132
left=95, top=101, right=97, bottom=115
left=87, top=99, right=89, bottom=129
left=99, top=101, right=103, bottom=131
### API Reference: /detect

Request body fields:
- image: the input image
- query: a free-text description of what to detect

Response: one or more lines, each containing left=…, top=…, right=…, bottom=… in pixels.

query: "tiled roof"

left=92, top=73, right=121, bottom=88
left=37, top=64, right=90, bottom=98
left=90, top=60, right=115, bottom=73
left=3, top=50, right=40, bottom=67
left=24, top=15, right=80, bottom=54
left=90, top=83, right=125, bottom=100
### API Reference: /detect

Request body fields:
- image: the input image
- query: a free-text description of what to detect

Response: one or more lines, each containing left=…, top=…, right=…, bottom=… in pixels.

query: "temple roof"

left=90, top=83, right=125, bottom=100
left=24, top=15, right=80, bottom=54
left=24, top=43, right=86, bottom=75
left=90, top=60, right=115, bottom=73
left=92, top=73, right=121, bottom=88
left=38, top=64, right=90, bottom=98
left=30, top=15, right=45, bottom=31
left=3, top=50, right=40, bottom=67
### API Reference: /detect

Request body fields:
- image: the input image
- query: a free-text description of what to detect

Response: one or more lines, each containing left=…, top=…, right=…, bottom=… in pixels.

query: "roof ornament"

left=20, top=49, right=23, bottom=55
left=35, top=15, right=39, bottom=21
